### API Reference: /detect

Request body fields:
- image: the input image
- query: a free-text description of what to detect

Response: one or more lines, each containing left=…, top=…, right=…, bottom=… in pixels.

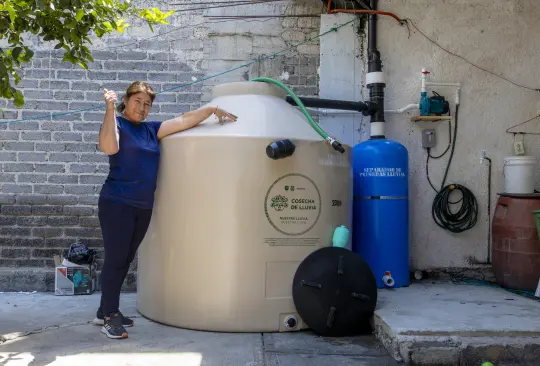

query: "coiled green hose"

left=250, top=77, right=345, bottom=153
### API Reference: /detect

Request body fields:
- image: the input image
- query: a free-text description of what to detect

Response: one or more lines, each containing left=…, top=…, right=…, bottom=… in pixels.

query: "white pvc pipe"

left=421, top=68, right=427, bottom=93
left=425, top=81, right=461, bottom=104
left=426, top=82, right=461, bottom=87
left=382, top=273, right=395, bottom=288
left=371, top=122, right=385, bottom=137
left=306, top=104, right=419, bottom=116
left=306, top=108, right=358, bottom=115
left=366, top=72, right=385, bottom=85
left=385, top=104, right=419, bottom=114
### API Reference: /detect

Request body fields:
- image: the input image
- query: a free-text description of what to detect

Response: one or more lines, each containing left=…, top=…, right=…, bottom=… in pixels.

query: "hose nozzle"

left=327, top=137, right=345, bottom=154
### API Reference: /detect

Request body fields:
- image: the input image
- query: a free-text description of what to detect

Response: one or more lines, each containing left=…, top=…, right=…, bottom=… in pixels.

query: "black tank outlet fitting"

left=266, top=139, right=296, bottom=160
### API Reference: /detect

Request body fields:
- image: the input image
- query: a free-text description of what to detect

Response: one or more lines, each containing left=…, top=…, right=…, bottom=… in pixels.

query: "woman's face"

left=123, top=92, right=152, bottom=123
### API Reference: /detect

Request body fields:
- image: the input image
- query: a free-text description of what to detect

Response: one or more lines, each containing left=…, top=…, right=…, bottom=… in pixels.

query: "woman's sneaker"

left=93, top=309, right=134, bottom=327
left=101, top=312, right=128, bottom=339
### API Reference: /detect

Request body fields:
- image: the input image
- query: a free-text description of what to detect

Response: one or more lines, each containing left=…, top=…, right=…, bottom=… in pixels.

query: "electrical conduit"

left=250, top=77, right=345, bottom=153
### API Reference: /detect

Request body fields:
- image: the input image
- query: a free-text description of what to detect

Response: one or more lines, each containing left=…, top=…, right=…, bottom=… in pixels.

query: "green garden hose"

left=250, top=77, right=345, bottom=153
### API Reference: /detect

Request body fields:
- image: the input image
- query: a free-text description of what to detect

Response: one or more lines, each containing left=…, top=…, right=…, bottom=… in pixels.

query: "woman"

left=94, top=81, right=237, bottom=339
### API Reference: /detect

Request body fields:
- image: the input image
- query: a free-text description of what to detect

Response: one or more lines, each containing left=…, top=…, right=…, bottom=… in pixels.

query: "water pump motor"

left=420, top=91, right=449, bottom=116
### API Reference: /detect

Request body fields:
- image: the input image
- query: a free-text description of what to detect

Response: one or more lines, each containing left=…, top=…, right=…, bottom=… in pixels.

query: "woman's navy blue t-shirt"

left=99, top=116, right=163, bottom=209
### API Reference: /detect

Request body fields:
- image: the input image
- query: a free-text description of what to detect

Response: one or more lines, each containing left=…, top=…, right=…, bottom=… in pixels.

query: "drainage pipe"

left=367, top=0, right=386, bottom=138
left=285, top=96, right=374, bottom=115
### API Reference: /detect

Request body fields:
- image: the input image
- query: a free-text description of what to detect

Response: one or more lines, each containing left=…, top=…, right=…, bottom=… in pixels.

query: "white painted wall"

left=320, top=0, right=540, bottom=270
left=319, top=16, right=365, bottom=147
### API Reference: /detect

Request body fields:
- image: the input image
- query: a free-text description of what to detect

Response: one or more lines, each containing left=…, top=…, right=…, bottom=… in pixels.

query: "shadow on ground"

left=0, top=292, right=397, bottom=366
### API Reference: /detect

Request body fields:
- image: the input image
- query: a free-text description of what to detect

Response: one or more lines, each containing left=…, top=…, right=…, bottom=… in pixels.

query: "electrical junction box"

left=514, top=141, right=525, bottom=155
left=422, top=129, right=436, bottom=149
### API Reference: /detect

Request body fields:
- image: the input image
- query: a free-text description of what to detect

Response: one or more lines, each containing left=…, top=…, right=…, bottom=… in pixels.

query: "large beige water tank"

left=137, top=81, right=351, bottom=332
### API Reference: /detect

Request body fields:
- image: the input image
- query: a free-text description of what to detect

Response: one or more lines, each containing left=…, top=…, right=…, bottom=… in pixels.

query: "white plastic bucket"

left=503, top=156, right=536, bottom=194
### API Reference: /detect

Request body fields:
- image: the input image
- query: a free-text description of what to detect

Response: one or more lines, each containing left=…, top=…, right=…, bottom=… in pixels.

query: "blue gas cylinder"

left=352, top=139, right=410, bottom=289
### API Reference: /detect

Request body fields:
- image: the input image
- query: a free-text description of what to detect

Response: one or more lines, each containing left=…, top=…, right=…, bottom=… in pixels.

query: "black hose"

left=425, top=152, right=438, bottom=193
left=432, top=184, right=479, bottom=233
left=429, top=107, right=452, bottom=159
left=427, top=104, right=479, bottom=233
left=439, top=104, right=460, bottom=190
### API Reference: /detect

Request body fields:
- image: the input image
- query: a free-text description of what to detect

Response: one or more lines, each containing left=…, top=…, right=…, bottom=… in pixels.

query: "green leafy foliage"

left=0, top=0, right=175, bottom=107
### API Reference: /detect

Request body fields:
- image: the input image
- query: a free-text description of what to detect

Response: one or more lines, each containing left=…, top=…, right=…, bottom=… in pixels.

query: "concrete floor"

left=0, top=292, right=397, bottom=366
left=3, top=281, right=540, bottom=365
left=374, top=281, right=540, bottom=365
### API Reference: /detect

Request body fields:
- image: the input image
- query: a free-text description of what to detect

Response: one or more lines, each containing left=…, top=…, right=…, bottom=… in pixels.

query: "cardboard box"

left=55, top=262, right=97, bottom=296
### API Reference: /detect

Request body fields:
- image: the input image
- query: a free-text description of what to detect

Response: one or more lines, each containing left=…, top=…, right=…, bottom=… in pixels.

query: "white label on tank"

left=358, top=167, right=406, bottom=177
left=263, top=238, right=320, bottom=246
left=264, top=173, right=322, bottom=236
left=318, top=153, right=349, bottom=167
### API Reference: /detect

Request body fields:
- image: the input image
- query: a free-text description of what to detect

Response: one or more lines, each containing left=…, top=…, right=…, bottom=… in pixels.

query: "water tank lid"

left=211, top=81, right=288, bottom=99
left=292, top=247, right=378, bottom=336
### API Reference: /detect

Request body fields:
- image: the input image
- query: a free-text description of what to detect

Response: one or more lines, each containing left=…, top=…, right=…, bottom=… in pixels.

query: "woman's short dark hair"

left=116, top=81, right=156, bottom=113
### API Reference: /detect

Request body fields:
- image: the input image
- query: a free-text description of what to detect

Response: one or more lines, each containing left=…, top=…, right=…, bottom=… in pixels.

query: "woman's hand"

left=212, top=107, right=238, bottom=125
left=99, top=89, right=120, bottom=155
left=158, top=106, right=238, bottom=139
left=103, top=89, right=117, bottom=110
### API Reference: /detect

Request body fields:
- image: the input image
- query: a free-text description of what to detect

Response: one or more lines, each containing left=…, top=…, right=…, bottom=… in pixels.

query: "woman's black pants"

left=97, top=196, right=153, bottom=316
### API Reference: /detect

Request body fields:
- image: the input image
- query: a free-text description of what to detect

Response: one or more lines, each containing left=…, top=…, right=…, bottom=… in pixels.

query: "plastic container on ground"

left=492, top=193, right=540, bottom=292
left=332, top=225, right=350, bottom=248
left=352, top=138, right=410, bottom=289
left=533, top=210, right=540, bottom=242
left=136, top=81, right=352, bottom=333
left=503, top=156, right=536, bottom=194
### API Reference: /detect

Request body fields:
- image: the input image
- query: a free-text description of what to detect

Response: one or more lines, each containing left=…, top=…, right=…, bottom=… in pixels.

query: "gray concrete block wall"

left=0, top=1, right=323, bottom=291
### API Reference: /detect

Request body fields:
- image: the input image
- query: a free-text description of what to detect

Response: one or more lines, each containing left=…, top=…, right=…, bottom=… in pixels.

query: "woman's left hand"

left=212, top=107, right=238, bottom=124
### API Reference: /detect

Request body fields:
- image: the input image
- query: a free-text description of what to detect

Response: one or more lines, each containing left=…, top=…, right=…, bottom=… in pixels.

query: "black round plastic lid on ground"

left=292, top=246, right=378, bottom=337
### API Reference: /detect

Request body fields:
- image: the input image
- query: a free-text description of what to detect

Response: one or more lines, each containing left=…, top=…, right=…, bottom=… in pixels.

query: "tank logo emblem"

left=270, top=195, right=288, bottom=211
left=265, top=173, right=321, bottom=236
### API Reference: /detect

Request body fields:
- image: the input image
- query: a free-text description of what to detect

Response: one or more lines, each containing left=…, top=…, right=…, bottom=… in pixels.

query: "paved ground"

left=0, top=292, right=398, bottom=366
left=4, top=281, right=539, bottom=365
left=374, top=281, right=540, bottom=365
